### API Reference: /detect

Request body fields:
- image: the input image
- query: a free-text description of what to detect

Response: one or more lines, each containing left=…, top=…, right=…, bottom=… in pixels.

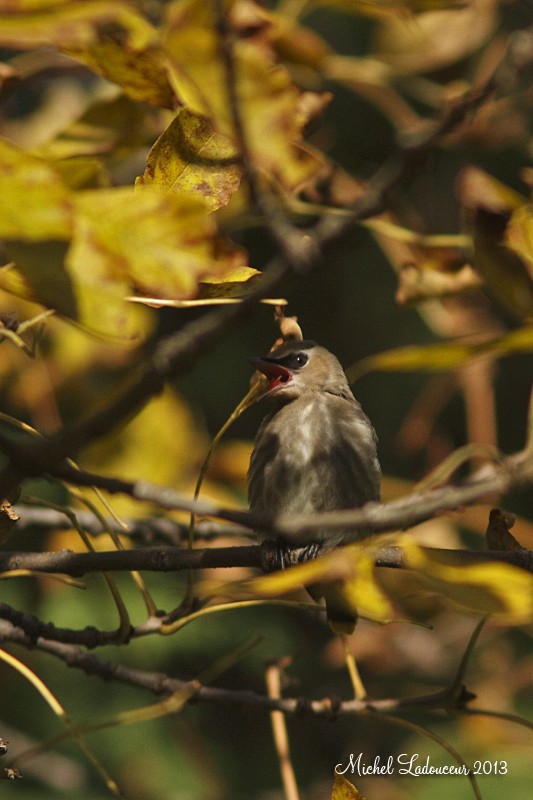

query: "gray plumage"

left=248, top=340, right=380, bottom=547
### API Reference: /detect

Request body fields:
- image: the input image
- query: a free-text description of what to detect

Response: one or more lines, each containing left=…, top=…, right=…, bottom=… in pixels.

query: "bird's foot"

left=260, top=539, right=323, bottom=572
left=260, top=538, right=293, bottom=571
left=296, top=541, right=323, bottom=563
left=274, top=539, right=293, bottom=570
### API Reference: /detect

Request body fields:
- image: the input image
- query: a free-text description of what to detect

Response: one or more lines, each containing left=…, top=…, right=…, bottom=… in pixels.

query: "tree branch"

left=0, top=619, right=475, bottom=718
left=13, top=506, right=244, bottom=544
left=34, top=446, right=533, bottom=540
left=0, top=543, right=262, bottom=576
left=1, top=540, right=533, bottom=580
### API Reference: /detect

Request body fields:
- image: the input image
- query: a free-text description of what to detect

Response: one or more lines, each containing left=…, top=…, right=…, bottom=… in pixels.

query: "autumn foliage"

left=0, top=1, right=533, bottom=799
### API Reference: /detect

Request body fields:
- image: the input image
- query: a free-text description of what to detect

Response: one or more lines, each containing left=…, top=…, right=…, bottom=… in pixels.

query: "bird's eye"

left=271, top=351, right=309, bottom=371
left=286, top=352, right=308, bottom=370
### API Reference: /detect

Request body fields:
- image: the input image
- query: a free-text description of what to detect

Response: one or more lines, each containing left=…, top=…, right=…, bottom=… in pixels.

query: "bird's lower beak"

left=250, top=357, right=292, bottom=392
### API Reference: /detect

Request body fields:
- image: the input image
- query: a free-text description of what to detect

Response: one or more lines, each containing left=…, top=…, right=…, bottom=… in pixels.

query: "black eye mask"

left=250, top=351, right=309, bottom=394
left=264, top=352, right=309, bottom=370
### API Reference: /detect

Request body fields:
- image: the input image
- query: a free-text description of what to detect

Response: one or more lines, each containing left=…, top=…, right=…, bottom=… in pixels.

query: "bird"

left=248, top=339, right=381, bottom=632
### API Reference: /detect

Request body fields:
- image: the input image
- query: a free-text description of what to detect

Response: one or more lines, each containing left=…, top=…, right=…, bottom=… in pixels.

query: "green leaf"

left=137, top=109, right=242, bottom=211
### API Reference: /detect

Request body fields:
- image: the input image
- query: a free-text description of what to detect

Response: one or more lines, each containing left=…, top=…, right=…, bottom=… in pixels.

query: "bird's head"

left=251, top=340, right=352, bottom=401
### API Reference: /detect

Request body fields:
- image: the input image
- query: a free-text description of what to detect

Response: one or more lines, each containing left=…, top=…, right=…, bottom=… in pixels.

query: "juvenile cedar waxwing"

left=248, top=340, right=381, bottom=632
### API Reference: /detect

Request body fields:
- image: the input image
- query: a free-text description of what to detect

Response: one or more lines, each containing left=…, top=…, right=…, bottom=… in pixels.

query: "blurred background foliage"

left=0, top=0, right=533, bottom=798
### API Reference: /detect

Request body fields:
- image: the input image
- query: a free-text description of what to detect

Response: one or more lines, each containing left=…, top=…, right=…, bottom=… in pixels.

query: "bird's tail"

left=307, top=581, right=358, bottom=635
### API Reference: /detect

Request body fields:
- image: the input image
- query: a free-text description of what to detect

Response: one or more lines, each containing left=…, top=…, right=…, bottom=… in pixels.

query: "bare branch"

left=0, top=544, right=262, bottom=577
left=13, top=505, right=247, bottom=544
left=1, top=541, right=533, bottom=580
left=35, top=446, right=533, bottom=541
left=0, top=619, right=475, bottom=718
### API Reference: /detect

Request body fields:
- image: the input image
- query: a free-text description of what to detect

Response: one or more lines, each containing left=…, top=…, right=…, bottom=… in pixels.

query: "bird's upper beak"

left=250, top=356, right=293, bottom=393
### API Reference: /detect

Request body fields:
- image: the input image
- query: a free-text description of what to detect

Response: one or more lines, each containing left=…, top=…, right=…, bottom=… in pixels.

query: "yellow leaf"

left=138, top=109, right=242, bottom=211
left=347, top=341, right=475, bottom=381
left=65, top=38, right=175, bottom=109
left=163, top=0, right=327, bottom=192
left=70, top=186, right=219, bottom=301
left=37, top=93, right=150, bottom=162
left=403, top=539, right=533, bottom=623
left=459, top=166, right=525, bottom=215
left=215, top=541, right=394, bottom=623
left=0, top=147, right=224, bottom=337
left=0, top=1, right=155, bottom=51
left=472, top=215, right=533, bottom=320
left=272, top=13, right=332, bottom=70
left=81, top=389, right=203, bottom=517
left=506, top=204, right=533, bottom=280
left=52, top=157, right=111, bottom=191
left=0, top=138, right=73, bottom=240
left=0, top=243, right=148, bottom=340
left=199, top=266, right=262, bottom=298
left=347, top=325, right=533, bottom=381
left=332, top=774, right=366, bottom=800
left=0, top=1, right=174, bottom=107
left=127, top=264, right=287, bottom=307
left=377, top=4, right=498, bottom=74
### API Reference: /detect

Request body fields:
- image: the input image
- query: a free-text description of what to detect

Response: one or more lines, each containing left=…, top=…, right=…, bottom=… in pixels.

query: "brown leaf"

left=274, top=306, right=303, bottom=343
left=458, top=167, right=533, bottom=319
left=485, top=508, right=522, bottom=552
left=0, top=498, right=19, bottom=546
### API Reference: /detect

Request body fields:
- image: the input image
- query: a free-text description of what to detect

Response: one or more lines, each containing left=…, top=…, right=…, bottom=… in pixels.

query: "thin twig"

left=266, top=659, right=301, bottom=800
left=13, top=506, right=244, bottom=544
left=0, top=619, right=482, bottom=719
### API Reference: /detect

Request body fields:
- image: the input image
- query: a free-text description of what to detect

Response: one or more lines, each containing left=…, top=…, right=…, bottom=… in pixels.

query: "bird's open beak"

left=250, top=357, right=293, bottom=393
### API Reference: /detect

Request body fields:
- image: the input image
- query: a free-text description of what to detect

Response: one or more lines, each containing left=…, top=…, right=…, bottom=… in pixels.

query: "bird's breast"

left=248, top=393, right=380, bottom=532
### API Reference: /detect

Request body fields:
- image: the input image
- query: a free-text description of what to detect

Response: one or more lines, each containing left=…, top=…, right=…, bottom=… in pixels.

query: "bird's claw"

left=278, top=539, right=323, bottom=568
left=275, top=539, right=293, bottom=570
left=277, top=540, right=323, bottom=568
left=261, top=539, right=323, bottom=572
left=297, top=541, right=323, bottom=563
